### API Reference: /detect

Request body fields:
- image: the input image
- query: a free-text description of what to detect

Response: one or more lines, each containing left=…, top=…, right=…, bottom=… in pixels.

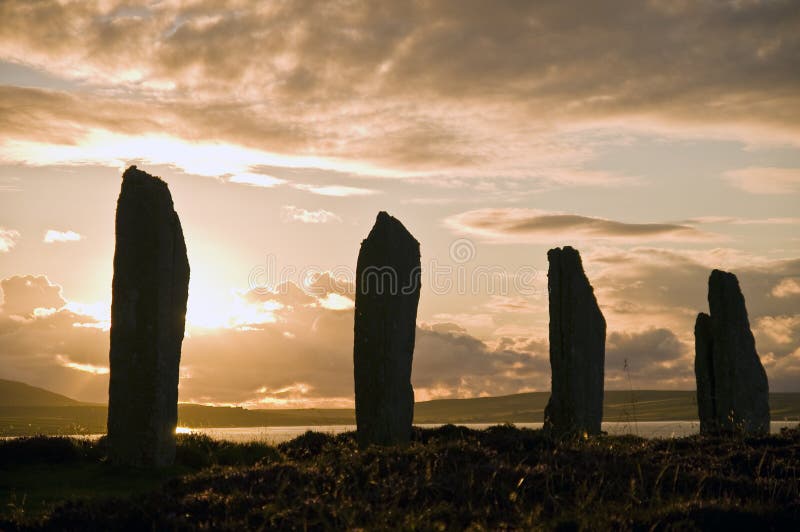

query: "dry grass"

left=1, top=424, right=799, bottom=530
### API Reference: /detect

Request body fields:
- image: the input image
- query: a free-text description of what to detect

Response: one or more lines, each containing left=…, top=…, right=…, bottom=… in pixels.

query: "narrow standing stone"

left=694, top=312, right=716, bottom=432
left=107, top=166, right=190, bottom=467
left=353, top=212, right=420, bottom=446
left=543, top=246, right=606, bottom=437
left=695, top=270, right=769, bottom=434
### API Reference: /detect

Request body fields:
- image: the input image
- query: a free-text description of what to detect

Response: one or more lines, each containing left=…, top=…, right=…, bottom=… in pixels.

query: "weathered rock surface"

left=107, top=166, right=190, bottom=467
left=694, top=269, right=769, bottom=434
left=694, top=312, right=716, bottom=431
left=543, top=246, right=606, bottom=437
left=353, top=212, right=420, bottom=446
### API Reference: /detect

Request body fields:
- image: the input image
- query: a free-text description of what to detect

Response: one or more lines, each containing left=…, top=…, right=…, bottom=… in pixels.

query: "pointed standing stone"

left=544, top=246, right=606, bottom=437
left=353, top=212, right=420, bottom=446
left=107, top=166, right=190, bottom=467
left=694, top=270, right=769, bottom=434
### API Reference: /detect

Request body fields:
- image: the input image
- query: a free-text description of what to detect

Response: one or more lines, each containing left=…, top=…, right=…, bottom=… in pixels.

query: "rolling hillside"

left=0, top=379, right=84, bottom=407
left=1, top=379, right=799, bottom=436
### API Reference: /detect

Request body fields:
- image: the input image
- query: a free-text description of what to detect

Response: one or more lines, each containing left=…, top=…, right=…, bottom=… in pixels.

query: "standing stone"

left=694, top=270, right=769, bottom=434
left=107, top=166, right=190, bottom=467
left=353, top=212, right=420, bottom=446
left=694, top=312, right=716, bottom=432
left=543, top=246, right=606, bottom=437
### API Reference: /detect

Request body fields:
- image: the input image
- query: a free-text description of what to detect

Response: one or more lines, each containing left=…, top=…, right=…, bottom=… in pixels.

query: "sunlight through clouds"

left=0, top=228, right=20, bottom=252
left=185, top=290, right=283, bottom=331
left=292, top=183, right=379, bottom=197
left=227, top=173, right=287, bottom=188
left=55, top=354, right=109, bottom=375
left=0, top=129, right=412, bottom=179
left=317, top=293, right=355, bottom=311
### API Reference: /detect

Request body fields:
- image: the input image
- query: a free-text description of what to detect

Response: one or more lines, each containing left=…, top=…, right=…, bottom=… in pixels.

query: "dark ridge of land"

left=2, top=387, right=800, bottom=436
left=1, top=425, right=799, bottom=530
left=0, top=379, right=85, bottom=408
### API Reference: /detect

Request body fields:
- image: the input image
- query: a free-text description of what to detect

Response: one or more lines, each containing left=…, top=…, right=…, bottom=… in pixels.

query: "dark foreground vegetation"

left=1, top=425, right=799, bottom=530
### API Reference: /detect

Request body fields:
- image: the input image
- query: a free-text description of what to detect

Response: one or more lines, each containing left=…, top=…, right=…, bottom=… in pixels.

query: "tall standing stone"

left=107, top=166, right=190, bottom=467
left=353, top=212, right=420, bottom=446
left=694, top=270, right=769, bottom=434
left=543, top=246, right=606, bottom=437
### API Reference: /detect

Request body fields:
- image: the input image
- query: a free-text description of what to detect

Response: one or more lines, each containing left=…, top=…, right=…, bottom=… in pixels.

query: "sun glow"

left=0, top=129, right=413, bottom=179
left=64, top=301, right=111, bottom=330
left=317, top=293, right=355, bottom=310
left=186, top=290, right=283, bottom=330
left=55, top=354, right=110, bottom=375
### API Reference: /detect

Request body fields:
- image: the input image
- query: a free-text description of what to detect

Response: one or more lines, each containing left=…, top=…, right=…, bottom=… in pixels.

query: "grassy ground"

left=1, top=425, right=799, bottom=530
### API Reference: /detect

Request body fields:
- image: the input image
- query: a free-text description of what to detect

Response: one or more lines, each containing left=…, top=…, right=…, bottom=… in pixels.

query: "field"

left=1, top=425, right=799, bottom=530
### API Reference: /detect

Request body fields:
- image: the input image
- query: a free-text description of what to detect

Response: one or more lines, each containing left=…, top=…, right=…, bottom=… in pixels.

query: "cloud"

left=317, top=293, right=355, bottom=311
left=588, top=247, right=800, bottom=334
left=723, top=167, right=800, bottom=194
left=43, top=229, right=83, bottom=243
left=605, top=328, right=692, bottom=388
left=0, top=227, right=20, bottom=252
left=445, top=208, right=714, bottom=243
left=227, top=173, right=286, bottom=188
left=684, top=216, right=800, bottom=226
left=755, top=315, right=800, bottom=346
left=484, top=296, right=538, bottom=314
left=304, top=272, right=355, bottom=299
left=0, top=273, right=551, bottom=404
left=0, top=275, right=65, bottom=317
left=3, top=256, right=800, bottom=404
left=753, top=314, right=800, bottom=391
left=281, top=205, right=341, bottom=224
left=293, top=184, right=378, bottom=197
left=55, top=354, right=109, bottom=375
left=1, top=0, right=798, bottom=182
left=772, top=278, right=800, bottom=298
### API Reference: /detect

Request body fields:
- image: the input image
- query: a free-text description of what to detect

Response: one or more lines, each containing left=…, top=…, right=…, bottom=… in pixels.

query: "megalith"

left=353, top=212, right=420, bottom=446
left=694, top=269, right=769, bottom=434
left=694, top=312, right=715, bottom=431
left=107, top=165, right=190, bottom=466
left=543, top=246, right=606, bottom=437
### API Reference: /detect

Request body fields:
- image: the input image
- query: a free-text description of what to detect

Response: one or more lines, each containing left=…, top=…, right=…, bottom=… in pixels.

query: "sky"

left=0, top=0, right=799, bottom=406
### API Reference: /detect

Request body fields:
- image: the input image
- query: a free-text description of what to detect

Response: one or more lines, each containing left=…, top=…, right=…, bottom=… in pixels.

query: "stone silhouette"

left=544, top=246, right=606, bottom=437
left=107, top=166, right=190, bottom=467
left=353, top=212, right=420, bottom=446
left=694, top=269, right=769, bottom=434
left=694, top=312, right=715, bottom=429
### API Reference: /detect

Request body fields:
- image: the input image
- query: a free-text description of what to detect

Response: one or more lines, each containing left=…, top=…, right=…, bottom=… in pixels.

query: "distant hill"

left=1, top=379, right=799, bottom=436
left=0, top=379, right=83, bottom=407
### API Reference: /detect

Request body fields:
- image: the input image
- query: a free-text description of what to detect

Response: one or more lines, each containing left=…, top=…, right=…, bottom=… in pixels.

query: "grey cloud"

left=0, top=0, right=798, bottom=177
left=446, top=208, right=712, bottom=242
left=606, top=328, right=689, bottom=377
